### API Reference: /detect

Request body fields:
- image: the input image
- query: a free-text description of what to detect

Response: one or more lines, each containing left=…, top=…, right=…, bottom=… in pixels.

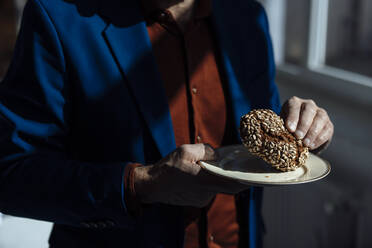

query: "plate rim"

left=198, top=148, right=331, bottom=186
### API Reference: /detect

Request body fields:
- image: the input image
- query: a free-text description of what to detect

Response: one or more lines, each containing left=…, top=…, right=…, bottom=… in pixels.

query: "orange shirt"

left=126, top=1, right=240, bottom=247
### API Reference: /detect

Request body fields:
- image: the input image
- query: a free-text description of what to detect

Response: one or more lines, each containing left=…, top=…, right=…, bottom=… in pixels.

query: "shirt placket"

left=149, top=10, right=236, bottom=248
left=157, top=10, right=200, bottom=145
left=183, top=30, right=203, bottom=145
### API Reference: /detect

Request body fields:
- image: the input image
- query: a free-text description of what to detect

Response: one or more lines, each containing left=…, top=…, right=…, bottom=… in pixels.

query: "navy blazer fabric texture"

left=0, top=0, right=280, bottom=247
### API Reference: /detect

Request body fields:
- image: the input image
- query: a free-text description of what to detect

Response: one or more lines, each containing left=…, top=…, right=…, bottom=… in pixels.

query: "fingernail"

left=303, top=138, right=310, bottom=146
left=310, top=143, right=316, bottom=149
left=296, top=130, right=304, bottom=139
left=288, top=122, right=296, bottom=132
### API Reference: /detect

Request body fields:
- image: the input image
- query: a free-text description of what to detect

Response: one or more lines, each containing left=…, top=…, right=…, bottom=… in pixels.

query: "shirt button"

left=192, top=87, right=197, bottom=94
left=106, top=220, right=116, bottom=227
left=158, top=12, right=169, bottom=22
left=197, top=136, right=202, bottom=142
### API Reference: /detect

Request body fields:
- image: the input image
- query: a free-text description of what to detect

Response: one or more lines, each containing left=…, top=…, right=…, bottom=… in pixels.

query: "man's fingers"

left=282, top=96, right=301, bottom=132
left=295, top=100, right=317, bottom=139
left=302, top=108, right=328, bottom=147
left=282, top=96, right=333, bottom=152
left=177, top=143, right=218, bottom=163
left=311, top=121, right=334, bottom=149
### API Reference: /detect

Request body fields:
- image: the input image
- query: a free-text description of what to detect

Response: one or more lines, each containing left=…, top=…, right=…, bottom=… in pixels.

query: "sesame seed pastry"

left=240, top=109, right=309, bottom=172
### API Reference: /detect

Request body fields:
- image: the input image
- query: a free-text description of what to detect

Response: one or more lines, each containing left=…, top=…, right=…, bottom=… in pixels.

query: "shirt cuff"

left=124, top=163, right=143, bottom=218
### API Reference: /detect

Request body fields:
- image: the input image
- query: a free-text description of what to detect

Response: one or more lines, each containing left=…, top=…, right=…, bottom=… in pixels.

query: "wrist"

left=133, top=166, right=154, bottom=204
left=123, top=163, right=144, bottom=217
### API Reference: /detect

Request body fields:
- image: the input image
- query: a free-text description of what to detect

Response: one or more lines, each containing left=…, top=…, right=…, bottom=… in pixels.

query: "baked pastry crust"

left=240, top=109, right=309, bottom=172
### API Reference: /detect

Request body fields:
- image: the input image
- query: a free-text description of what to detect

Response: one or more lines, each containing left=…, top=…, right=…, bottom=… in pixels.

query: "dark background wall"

left=262, top=73, right=372, bottom=248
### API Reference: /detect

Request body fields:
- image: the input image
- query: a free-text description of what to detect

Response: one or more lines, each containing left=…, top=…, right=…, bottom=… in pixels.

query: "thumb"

left=176, top=144, right=218, bottom=163
left=201, top=143, right=219, bottom=161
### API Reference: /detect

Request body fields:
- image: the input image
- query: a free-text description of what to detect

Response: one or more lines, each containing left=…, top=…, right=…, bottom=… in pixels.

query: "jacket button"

left=91, top=223, right=99, bottom=229
left=97, top=222, right=107, bottom=229
left=106, top=220, right=115, bottom=227
left=81, top=222, right=90, bottom=228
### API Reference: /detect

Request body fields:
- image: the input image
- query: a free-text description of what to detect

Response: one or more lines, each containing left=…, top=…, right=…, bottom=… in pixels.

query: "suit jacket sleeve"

left=0, top=0, right=136, bottom=229
left=261, top=1, right=281, bottom=114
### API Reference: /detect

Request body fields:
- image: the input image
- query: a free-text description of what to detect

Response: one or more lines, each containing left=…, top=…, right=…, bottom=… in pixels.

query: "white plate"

left=199, top=145, right=331, bottom=186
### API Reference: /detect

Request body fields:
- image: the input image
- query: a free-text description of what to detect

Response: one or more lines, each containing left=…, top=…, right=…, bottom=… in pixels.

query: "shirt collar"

left=138, top=0, right=211, bottom=20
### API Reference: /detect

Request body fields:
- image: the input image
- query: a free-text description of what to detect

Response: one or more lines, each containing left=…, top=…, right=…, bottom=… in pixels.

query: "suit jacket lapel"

left=210, top=1, right=251, bottom=140
left=102, top=9, right=176, bottom=158
left=211, top=0, right=278, bottom=142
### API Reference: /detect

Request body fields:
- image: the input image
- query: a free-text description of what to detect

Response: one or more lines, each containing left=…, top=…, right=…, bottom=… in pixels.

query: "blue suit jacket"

left=0, top=0, right=280, bottom=247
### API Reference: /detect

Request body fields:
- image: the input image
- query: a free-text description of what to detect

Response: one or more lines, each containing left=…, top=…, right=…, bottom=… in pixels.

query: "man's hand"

left=133, top=144, right=249, bottom=208
left=281, top=96, right=334, bottom=150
